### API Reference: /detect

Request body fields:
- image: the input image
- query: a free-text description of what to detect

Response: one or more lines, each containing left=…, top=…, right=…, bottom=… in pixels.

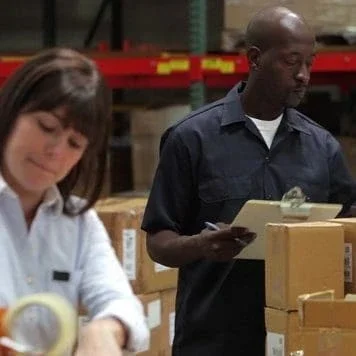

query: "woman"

left=0, top=48, right=149, bottom=355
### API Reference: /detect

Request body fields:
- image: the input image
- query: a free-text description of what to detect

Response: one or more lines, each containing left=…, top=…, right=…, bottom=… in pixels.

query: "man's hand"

left=197, top=223, right=256, bottom=261
left=75, top=318, right=127, bottom=356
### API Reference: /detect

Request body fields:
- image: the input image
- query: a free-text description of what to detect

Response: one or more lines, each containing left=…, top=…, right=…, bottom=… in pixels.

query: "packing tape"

left=3, top=293, right=77, bottom=355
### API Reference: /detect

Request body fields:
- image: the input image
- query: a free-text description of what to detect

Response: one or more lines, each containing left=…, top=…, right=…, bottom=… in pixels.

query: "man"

left=142, top=6, right=356, bottom=356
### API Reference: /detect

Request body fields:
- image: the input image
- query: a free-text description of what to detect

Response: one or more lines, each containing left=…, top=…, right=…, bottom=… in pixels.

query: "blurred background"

left=1, top=0, right=356, bottom=195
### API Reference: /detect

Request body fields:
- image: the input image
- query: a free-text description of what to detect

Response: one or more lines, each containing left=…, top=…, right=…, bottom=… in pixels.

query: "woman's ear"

left=246, top=46, right=261, bottom=71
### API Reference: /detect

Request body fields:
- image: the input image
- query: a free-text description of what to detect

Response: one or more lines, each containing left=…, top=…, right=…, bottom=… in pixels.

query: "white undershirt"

left=246, top=114, right=283, bottom=148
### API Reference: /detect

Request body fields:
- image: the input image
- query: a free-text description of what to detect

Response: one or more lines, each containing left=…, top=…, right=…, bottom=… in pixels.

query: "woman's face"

left=2, top=107, right=88, bottom=199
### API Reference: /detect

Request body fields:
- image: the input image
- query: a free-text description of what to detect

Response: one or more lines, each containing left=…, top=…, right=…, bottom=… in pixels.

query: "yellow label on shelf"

left=157, top=59, right=190, bottom=75
left=202, top=58, right=235, bottom=73
left=220, top=60, right=235, bottom=74
left=202, top=58, right=221, bottom=70
left=169, top=59, right=190, bottom=71
left=157, top=62, right=172, bottom=75
left=157, top=57, right=234, bottom=75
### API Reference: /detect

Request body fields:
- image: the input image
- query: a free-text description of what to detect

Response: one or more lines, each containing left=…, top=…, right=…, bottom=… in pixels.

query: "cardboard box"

left=224, top=0, right=356, bottom=36
left=300, top=299, right=356, bottom=329
left=329, top=218, right=356, bottom=294
left=265, top=222, right=344, bottom=310
left=130, top=105, right=190, bottom=191
left=137, top=293, right=163, bottom=356
left=265, top=308, right=356, bottom=356
left=78, top=293, right=162, bottom=356
left=224, top=1, right=313, bottom=31
left=265, top=307, right=300, bottom=356
left=77, top=295, right=157, bottom=356
left=160, top=288, right=176, bottom=356
left=95, top=198, right=178, bottom=294
left=266, top=291, right=335, bottom=355
left=297, top=293, right=356, bottom=355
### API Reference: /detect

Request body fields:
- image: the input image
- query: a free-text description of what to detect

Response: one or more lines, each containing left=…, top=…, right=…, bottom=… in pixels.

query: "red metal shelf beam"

left=1, top=51, right=356, bottom=89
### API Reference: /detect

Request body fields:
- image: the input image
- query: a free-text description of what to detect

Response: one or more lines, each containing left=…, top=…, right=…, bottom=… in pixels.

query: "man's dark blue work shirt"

left=141, top=83, right=356, bottom=356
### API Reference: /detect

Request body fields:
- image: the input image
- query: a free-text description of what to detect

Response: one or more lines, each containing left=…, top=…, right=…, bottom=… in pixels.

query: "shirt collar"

left=221, top=82, right=248, bottom=126
left=284, top=108, right=312, bottom=135
left=0, top=173, right=64, bottom=215
left=42, top=185, right=64, bottom=215
left=220, top=81, right=311, bottom=135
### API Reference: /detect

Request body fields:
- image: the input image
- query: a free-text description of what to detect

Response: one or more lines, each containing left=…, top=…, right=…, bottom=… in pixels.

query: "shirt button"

left=26, top=276, right=33, bottom=285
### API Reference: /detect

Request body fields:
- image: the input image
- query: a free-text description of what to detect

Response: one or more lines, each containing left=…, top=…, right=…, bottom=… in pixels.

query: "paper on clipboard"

left=231, top=199, right=342, bottom=260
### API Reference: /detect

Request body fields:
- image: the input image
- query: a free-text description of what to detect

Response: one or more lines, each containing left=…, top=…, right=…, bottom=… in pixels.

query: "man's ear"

left=246, top=46, right=261, bottom=70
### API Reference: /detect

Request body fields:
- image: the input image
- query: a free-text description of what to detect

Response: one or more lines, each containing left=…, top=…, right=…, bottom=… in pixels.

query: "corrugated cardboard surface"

left=137, top=293, right=163, bottom=356
left=301, top=299, right=356, bottom=329
left=266, top=306, right=356, bottom=355
left=329, top=218, right=356, bottom=294
left=224, top=0, right=311, bottom=31
left=95, top=198, right=178, bottom=294
left=265, top=307, right=300, bottom=355
left=265, top=222, right=344, bottom=310
left=297, top=330, right=356, bottom=355
left=160, top=288, right=177, bottom=356
left=130, top=106, right=190, bottom=136
left=298, top=297, right=356, bottom=355
left=130, top=105, right=190, bottom=191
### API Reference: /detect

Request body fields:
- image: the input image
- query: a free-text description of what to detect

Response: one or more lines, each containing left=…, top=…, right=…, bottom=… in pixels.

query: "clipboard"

left=231, top=199, right=342, bottom=260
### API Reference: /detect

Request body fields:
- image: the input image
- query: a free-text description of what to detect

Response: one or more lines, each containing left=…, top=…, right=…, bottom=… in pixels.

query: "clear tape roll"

left=3, top=293, right=77, bottom=355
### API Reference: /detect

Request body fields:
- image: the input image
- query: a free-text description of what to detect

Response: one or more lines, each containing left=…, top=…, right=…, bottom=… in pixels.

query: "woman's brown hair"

left=0, top=48, right=112, bottom=215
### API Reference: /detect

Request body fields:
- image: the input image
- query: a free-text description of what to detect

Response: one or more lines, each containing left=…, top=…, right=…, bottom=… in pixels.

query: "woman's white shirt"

left=0, top=175, right=149, bottom=353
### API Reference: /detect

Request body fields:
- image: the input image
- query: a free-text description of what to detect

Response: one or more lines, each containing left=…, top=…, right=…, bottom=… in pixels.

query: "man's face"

left=258, top=37, right=315, bottom=108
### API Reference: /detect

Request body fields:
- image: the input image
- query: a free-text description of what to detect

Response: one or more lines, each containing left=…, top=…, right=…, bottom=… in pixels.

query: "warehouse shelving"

left=2, top=50, right=356, bottom=90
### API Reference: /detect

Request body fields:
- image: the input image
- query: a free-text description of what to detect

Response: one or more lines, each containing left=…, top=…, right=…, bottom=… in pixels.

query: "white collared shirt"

left=0, top=175, right=149, bottom=353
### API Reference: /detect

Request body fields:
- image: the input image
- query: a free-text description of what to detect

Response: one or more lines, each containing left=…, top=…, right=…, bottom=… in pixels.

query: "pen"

left=204, top=221, right=248, bottom=246
left=204, top=221, right=220, bottom=231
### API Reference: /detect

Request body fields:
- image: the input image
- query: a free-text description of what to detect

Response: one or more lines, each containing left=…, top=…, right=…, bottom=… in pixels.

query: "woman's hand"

left=75, top=318, right=127, bottom=356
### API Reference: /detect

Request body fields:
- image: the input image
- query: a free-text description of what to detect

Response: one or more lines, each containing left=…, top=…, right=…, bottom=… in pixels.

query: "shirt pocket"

left=198, top=177, right=251, bottom=223
left=286, top=179, right=329, bottom=203
left=46, top=269, right=83, bottom=306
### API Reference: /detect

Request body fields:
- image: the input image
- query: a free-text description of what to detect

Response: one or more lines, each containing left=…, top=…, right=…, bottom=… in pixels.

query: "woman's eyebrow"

left=50, top=111, right=64, bottom=121
left=47, top=110, right=71, bottom=127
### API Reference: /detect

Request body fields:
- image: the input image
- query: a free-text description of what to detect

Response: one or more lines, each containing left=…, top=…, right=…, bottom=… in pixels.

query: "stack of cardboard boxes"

left=330, top=218, right=356, bottom=294
left=224, top=0, right=356, bottom=34
left=92, top=197, right=177, bottom=355
left=222, top=0, right=356, bottom=52
left=130, top=105, right=190, bottom=191
left=89, top=198, right=356, bottom=354
left=265, top=219, right=356, bottom=355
